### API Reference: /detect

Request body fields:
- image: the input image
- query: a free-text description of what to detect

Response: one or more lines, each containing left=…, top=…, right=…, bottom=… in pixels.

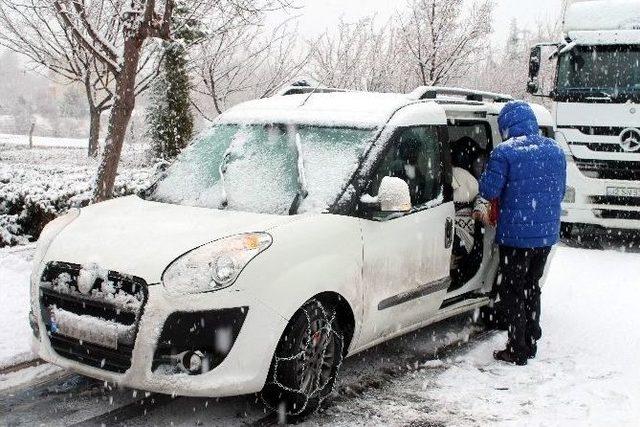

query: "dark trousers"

left=498, top=245, right=551, bottom=359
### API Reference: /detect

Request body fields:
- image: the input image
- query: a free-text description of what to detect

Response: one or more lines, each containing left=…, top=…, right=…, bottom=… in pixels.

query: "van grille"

left=39, top=262, right=147, bottom=373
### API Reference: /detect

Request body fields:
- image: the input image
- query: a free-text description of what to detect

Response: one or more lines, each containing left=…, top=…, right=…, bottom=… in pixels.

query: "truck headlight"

left=162, top=233, right=272, bottom=295
left=563, top=186, right=576, bottom=203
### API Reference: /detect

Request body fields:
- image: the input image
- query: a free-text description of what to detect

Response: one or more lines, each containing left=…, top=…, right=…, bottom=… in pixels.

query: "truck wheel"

left=262, top=299, right=344, bottom=420
left=563, top=224, right=603, bottom=249
left=560, top=223, right=573, bottom=240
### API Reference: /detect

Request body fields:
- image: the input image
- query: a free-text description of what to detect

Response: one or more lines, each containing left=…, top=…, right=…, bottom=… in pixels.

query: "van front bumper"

left=34, top=284, right=288, bottom=398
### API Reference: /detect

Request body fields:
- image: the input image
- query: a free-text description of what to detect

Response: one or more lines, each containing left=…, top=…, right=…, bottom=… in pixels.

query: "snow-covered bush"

left=0, top=163, right=152, bottom=247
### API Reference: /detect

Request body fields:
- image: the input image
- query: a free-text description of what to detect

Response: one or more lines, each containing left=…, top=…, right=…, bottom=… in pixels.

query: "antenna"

left=299, top=80, right=323, bottom=107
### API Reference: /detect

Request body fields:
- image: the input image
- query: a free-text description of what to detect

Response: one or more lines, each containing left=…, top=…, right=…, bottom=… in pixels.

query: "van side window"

left=448, top=120, right=491, bottom=179
left=369, top=126, right=443, bottom=208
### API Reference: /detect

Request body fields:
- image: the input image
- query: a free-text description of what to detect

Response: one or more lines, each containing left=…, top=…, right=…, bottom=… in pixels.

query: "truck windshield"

left=557, top=45, right=640, bottom=101
left=147, top=124, right=375, bottom=215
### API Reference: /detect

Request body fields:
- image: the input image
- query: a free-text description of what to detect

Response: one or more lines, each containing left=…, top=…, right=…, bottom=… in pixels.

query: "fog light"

left=180, top=350, right=204, bottom=374
left=563, top=186, right=576, bottom=203
left=189, top=352, right=202, bottom=372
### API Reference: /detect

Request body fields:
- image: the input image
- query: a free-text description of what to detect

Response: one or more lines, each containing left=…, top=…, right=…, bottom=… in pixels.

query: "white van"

left=29, top=88, right=553, bottom=417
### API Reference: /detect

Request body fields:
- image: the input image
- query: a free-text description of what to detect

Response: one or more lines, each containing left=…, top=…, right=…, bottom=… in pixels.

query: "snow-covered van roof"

left=427, top=99, right=553, bottom=128
left=217, top=92, right=447, bottom=129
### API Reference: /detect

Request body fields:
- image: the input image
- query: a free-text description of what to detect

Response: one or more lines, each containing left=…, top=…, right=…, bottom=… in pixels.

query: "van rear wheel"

left=261, top=299, right=344, bottom=420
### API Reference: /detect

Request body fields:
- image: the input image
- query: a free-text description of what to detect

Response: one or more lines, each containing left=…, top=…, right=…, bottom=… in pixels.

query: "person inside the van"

left=450, top=137, right=488, bottom=286
left=391, top=134, right=427, bottom=205
left=477, top=101, right=566, bottom=366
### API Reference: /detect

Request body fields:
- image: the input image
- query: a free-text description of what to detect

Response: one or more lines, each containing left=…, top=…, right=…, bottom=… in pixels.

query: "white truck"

left=527, top=0, right=640, bottom=239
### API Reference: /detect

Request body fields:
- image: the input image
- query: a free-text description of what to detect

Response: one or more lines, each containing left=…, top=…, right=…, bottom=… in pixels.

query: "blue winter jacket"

left=479, top=101, right=566, bottom=248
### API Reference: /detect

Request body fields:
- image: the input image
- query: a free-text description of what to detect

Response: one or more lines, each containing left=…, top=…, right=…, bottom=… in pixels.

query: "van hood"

left=44, top=196, right=297, bottom=283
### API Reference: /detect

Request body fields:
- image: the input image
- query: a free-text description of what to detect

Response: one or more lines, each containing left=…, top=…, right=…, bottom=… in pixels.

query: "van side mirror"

left=527, top=46, right=542, bottom=95
left=360, top=176, right=412, bottom=213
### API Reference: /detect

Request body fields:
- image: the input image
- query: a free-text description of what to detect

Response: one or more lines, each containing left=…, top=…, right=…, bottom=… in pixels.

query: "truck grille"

left=593, top=209, right=640, bottom=221
left=569, top=142, right=629, bottom=153
left=39, top=262, right=147, bottom=373
left=573, top=126, right=625, bottom=136
left=575, top=159, right=640, bottom=181
left=588, top=196, right=640, bottom=207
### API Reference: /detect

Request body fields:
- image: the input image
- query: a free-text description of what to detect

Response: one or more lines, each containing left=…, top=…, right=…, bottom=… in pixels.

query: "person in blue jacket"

left=477, top=101, right=566, bottom=366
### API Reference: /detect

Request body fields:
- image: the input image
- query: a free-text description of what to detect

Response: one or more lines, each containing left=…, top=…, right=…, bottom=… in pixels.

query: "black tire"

left=562, top=224, right=603, bottom=249
left=560, top=223, right=573, bottom=240
left=261, top=299, right=344, bottom=420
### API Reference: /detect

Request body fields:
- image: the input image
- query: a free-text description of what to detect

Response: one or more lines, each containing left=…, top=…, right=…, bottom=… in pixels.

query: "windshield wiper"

left=288, top=132, right=309, bottom=215
left=554, top=41, right=577, bottom=58
left=559, top=88, right=614, bottom=101
left=585, top=92, right=612, bottom=101
left=218, top=150, right=231, bottom=209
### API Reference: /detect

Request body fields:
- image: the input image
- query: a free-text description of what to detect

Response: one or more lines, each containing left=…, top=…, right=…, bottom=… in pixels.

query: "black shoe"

left=493, top=349, right=527, bottom=366
left=527, top=345, right=537, bottom=359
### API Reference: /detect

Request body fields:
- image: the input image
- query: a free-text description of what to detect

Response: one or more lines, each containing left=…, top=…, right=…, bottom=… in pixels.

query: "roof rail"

left=277, top=85, right=348, bottom=96
left=409, top=86, right=513, bottom=103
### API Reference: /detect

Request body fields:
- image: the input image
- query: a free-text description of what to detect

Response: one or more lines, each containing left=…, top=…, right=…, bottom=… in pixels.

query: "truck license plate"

left=606, top=187, right=640, bottom=198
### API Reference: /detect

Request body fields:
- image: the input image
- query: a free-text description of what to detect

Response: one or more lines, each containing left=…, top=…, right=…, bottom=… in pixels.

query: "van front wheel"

left=261, top=299, right=344, bottom=420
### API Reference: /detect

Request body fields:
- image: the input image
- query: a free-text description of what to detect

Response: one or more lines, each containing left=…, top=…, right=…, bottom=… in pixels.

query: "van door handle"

left=445, top=217, right=454, bottom=248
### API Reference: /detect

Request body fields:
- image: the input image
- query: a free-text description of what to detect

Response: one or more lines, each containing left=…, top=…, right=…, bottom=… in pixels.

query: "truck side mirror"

left=527, top=46, right=542, bottom=95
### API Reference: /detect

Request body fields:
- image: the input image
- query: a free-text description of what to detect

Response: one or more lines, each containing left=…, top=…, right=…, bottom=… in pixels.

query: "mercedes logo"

left=619, top=128, right=640, bottom=153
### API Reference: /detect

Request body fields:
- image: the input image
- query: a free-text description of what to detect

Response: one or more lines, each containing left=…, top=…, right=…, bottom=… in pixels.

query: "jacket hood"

left=498, top=101, right=539, bottom=139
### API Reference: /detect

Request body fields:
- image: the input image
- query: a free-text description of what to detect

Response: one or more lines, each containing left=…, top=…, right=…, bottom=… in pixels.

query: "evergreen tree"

left=146, top=2, right=202, bottom=160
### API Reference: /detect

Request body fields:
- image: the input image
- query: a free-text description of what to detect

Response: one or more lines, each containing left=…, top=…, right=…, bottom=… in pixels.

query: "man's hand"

left=472, top=210, right=491, bottom=226
left=473, top=197, right=498, bottom=226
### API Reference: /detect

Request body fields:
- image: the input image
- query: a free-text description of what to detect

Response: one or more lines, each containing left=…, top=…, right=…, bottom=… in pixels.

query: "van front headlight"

left=162, top=233, right=272, bottom=295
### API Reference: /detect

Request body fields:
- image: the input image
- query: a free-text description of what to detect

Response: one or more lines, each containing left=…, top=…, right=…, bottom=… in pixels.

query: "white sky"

left=276, top=0, right=564, bottom=46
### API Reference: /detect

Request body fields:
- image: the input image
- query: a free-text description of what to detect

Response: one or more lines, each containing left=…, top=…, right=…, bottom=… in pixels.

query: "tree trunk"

left=28, top=122, right=35, bottom=148
left=92, top=38, right=143, bottom=203
left=87, top=107, right=101, bottom=157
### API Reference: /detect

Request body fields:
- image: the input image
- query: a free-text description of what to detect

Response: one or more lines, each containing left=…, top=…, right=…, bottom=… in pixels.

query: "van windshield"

left=147, top=124, right=375, bottom=215
left=557, top=45, right=640, bottom=101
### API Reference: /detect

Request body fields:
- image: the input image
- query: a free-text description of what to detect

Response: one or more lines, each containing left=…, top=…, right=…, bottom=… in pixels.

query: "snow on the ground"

left=313, top=246, right=640, bottom=426
left=0, top=133, right=88, bottom=149
left=0, top=362, right=64, bottom=392
left=1, top=234, right=639, bottom=425
left=0, top=246, right=35, bottom=367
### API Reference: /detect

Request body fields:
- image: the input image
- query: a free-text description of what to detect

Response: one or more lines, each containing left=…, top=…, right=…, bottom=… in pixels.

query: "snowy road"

left=1, top=245, right=639, bottom=426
